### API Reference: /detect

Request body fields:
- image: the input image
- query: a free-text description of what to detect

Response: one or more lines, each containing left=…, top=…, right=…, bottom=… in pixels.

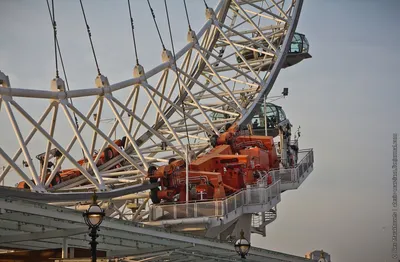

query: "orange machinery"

left=148, top=124, right=278, bottom=203
left=16, top=137, right=127, bottom=189
left=16, top=122, right=278, bottom=201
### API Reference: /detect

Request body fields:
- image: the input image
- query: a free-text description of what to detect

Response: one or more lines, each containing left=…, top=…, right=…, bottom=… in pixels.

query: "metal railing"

left=264, top=148, right=313, bottom=184
left=252, top=209, right=277, bottom=230
left=148, top=149, right=313, bottom=221
left=149, top=180, right=281, bottom=221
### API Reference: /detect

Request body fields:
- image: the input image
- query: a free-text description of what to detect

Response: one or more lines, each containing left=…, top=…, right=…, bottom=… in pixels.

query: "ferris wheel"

left=0, top=0, right=310, bottom=206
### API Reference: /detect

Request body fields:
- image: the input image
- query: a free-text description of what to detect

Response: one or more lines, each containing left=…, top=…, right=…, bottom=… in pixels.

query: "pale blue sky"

left=1, top=1, right=400, bottom=261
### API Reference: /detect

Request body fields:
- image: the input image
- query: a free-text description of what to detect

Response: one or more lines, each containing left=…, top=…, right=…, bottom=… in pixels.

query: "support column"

left=232, top=214, right=252, bottom=241
left=70, top=247, right=75, bottom=259
left=62, top=238, right=68, bottom=259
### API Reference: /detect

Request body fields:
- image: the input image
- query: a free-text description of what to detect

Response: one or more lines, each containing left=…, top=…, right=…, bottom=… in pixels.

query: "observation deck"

left=144, top=148, right=314, bottom=238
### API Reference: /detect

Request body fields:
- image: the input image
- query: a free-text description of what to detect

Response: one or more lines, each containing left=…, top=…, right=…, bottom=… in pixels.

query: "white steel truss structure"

left=0, top=0, right=304, bottom=199
left=0, top=0, right=316, bottom=259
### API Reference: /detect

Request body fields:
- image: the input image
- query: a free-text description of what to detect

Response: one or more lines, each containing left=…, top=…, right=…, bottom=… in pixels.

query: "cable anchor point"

left=187, top=30, right=197, bottom=44
left=162, top=49, right=175, bottom=70
left=50, top=77, right=65, bottom=92
left=95, top=74, right=110, bottom=88
left=0, top=71, right=10, bottom=88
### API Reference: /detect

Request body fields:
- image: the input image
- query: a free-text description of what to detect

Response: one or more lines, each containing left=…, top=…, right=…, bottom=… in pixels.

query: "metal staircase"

left=250, top=149, right=314, bottom=236
left=251, top=207, right=277, bottom=236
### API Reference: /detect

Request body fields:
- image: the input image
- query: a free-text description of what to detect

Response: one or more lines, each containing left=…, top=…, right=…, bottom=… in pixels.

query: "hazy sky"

left=1, top=1, right=400, bottom=261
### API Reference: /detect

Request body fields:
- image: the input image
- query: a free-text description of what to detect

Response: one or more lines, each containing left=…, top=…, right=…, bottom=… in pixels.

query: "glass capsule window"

left=278, top=107, right=286, bottom=122
left=210, top=103, right=286, bottom=130
left=210, top=112, right=228, bottom=121
left=254, top=103, right=286, bottom=129
left=237, top=32, right=310, bottom=63
left=302, top=34, right=310, bottom=53
left=289, top=33, right=303, bottom=53
left=289, top=33, right=310, bottom=54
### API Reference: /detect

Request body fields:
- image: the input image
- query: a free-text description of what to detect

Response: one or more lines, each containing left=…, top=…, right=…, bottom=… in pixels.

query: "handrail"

left=258, top=148, right=313, bottom=184
left=149, top=148, right=313, bottom=221
left=149, top=180, right=281, bottom=221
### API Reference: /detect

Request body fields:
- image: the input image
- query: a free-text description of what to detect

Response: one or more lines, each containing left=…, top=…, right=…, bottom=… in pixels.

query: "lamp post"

left=234, top=230, right=251, bottom=259
left=318, top=250, right=327, bottom=262
left=263, top=94, right=267, bottom=136
left=83, top=192, right=105, bottom=262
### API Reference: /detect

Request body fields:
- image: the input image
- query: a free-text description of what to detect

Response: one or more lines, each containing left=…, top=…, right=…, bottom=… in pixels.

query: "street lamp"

left=83, top=192, right=105, bottom=262
left=234, top=230, right=251, bottom=259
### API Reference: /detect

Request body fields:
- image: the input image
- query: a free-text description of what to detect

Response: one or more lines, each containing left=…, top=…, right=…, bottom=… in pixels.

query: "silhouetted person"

left=252, top=119, right=259, bottom=128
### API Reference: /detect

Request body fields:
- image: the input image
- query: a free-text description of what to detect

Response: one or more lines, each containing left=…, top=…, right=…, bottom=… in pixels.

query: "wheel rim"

left=0, top=0, right=304, bottom=201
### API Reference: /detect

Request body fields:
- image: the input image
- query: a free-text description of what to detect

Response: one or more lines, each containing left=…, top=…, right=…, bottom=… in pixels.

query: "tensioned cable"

left=164, top=0, right=191, bottom=150
left=51, top=0, right=59, bottom=78
left=79, top=0, right=101, bottom=75
left=127, top=0, right=139, bottom=65
left=46, top=0, right=85, bottom=160
left=183, top=0, right=192, bottom=31
left=147, top=0, right=166, bottom=50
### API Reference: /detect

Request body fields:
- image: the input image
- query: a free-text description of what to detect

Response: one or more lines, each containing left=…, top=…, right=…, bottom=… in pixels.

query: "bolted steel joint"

left=162, top=49, right=176, bottom=70
left=133, top=64, right=145, bottom=78
left=187, top=30, right=197, bottom=43
left=95, top=74, right=110, bottom=88
left=50, top=77, right=66, bottom=92
left=205, top=8, right=215, bottom=20
left=0, top=71, right=11, bottom=88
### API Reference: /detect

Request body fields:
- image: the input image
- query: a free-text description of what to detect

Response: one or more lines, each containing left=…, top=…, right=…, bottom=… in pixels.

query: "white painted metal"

left=0, top=196, right=310, bottom=262
left=264, top=94, right=267, bottom=135
left=186, top=145, right=189, bottom=204
left=0, top=103, right=53, bottom=182
left=3, top=100, right=42, bottom=188
left=105, top=95, right=150, bottom=170
left=60, top=101, right=106, bottom=189
left=238, top=0, right=304, bottom=125
left=41, top=103, right=59, bottom=182
left=66, top=100, right=148, bottom=174
left=148, top=180, right=281, bottom=227
left=0, top=147, right=37, bottom=189
left=44, top=98, right=101, bottom=187
left=0, top=1, right=311, bottom=252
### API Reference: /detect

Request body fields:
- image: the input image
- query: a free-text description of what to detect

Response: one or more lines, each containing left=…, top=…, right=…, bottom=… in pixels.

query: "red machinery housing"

left=16, top=137, right=127, bottom=189
left=148, top=124, right=277, bottom=204
left=16, top=122, right=278, bottom=203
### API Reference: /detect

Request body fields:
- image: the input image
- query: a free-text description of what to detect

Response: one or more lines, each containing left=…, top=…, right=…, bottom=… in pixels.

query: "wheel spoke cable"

left=183, top=0, right=192, bottom=31
left=147, top=0, right=166, bottom=50
left=50, top=0, right=59, bottom=78
left=79, top=0, right=101, bottom=75
left=127, top=0, right=140, bottom=65
left=46, top=0, right=85, bottom=161
left=203, top=0, right=209, bottom=9
left=164, top=0, right=191, bottom=150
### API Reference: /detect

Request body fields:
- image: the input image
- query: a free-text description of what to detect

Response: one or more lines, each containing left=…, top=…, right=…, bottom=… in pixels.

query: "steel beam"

left=0, top=197, right=309, bottom=262
left=0, top=227, right=87, bottom=244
